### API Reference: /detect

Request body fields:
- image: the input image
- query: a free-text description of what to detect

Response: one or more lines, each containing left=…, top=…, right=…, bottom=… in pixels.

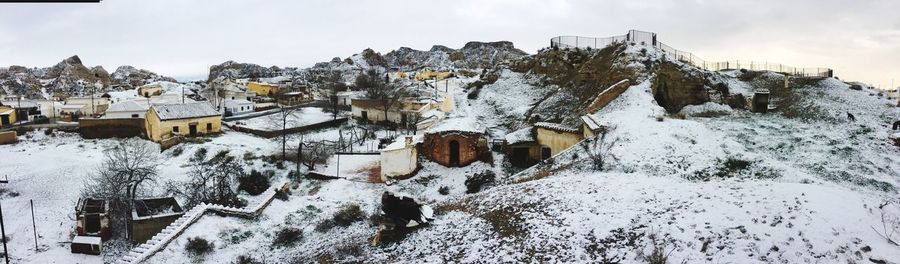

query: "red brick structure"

left=421, top=131, right=486, bottom=167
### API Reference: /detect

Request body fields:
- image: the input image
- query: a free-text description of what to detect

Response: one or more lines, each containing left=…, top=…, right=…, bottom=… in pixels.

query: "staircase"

left=117, top=182, right=288, bottom=264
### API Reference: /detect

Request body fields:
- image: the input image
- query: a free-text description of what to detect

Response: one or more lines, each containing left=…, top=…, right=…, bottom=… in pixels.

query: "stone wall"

left=79, top=118, right=145, bottom=139
left=130, top=214, right=181, bottom=244
left=0, top=131, right=16, bottom=145
left=421, top=132, right=482, bottom=167
left=586, top=79, right=631, bottom=113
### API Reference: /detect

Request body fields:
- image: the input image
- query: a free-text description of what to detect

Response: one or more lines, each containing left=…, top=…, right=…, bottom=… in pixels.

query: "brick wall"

left=421, top=132, right=481, bottom=167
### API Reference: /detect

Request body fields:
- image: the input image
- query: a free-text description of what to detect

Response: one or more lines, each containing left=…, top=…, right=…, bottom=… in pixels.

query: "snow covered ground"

left=1, top=56, right=898, bottom=263
left=227, top=107, right=335, bottom=132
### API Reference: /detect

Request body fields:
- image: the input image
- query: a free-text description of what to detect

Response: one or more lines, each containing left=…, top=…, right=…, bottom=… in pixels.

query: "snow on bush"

left=679, top=102, right=733, bottom=117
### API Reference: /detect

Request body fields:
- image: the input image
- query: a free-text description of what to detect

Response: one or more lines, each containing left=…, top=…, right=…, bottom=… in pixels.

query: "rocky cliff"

left=0, top=55, right=175, bottom=99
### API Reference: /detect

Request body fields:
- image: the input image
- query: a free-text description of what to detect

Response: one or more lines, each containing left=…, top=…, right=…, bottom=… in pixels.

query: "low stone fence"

left=158, top=136, right=183, bottom=151
left=117, top=182, right=288, bottom=264
left=0, top=131, right=16, bottom=145
left=228, top=118, right=348, bottom=138
left=79, top=118, right=145, bottom=139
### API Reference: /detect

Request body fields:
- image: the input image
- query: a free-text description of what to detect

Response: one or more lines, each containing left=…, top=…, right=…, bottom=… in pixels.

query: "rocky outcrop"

left=111, top=65, right=177, bottom=89
left=0, top=55, right=174, bottom=98
left=383, top=41, right=528, bottom=70
left=207, top=61, right=283, bottom=82
left=651, top=61, right=711, bottom=113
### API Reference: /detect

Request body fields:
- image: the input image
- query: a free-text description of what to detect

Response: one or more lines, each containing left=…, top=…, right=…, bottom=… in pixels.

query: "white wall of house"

left=224, top=99, right=255, bottom=115
left=380, top=136, right=419, bottom=180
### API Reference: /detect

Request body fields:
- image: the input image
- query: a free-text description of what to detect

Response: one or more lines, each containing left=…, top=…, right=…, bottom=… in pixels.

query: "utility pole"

left=1, top=201, right=9, bottom=264
left=30, top=200, right=37, bottom=251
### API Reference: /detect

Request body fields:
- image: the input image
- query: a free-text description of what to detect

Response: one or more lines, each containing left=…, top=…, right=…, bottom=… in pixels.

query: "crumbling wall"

left=652, top=61, right=710, bottom=113
left=79, top=118, right=145, bottom=139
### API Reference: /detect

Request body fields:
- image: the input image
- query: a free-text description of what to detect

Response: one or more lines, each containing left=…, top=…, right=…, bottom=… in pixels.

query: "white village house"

left=224, top=99, right=255, bottom=115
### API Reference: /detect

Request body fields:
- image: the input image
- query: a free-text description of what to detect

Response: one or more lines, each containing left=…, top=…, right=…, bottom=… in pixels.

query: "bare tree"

left=579, top=127, right=619, bottom=170
left=296, top=135, right=332, bottom=172
left=872, top=200, right=900, bottom=246
left=357, top=70, right=408, bottom=124
left=321, top=70, right=347, bottom=120
left=82, top=139, right=160, bottom=219
left=169, top=150, right=245, bottom=208
left=269, top=104, right=298, bottom=160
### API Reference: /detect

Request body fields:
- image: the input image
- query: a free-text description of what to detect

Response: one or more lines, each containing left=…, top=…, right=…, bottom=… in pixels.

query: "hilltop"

left=135, top=41, right=900, bottom=263
left=0, top=55, right=175, bottom=99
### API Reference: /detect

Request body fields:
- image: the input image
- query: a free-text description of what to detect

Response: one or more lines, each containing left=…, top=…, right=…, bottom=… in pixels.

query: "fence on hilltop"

left=550, top=29, right=833, bottom=78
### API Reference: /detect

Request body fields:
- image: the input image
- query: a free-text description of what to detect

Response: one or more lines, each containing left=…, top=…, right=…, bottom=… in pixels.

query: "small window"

left=206, top=123, right=212, bottom=131
left=173, top=126, right=179, bottom=133
left=131, top=114, right=139, bottom=118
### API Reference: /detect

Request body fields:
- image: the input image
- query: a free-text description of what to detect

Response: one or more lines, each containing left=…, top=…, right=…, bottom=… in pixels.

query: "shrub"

left=316, top=204, right=367, bottom=232
left=219, top=228, right=254, bottom=244
left=438, top=186, right=450, bottom=195
left=234, top=254, right=263, bottom=264
left=274, top=188, right=290, bottom=201
left=191, top=148, right=208, bottom=162
left=239, top=170, right=272, bottom=195
left=333, top=204, right=366, bottom=227
left=185, top=237, right=214, bottom=255
left=170, top=147, right=184, bottom=157
left=43, top=129, right=53, bottom=136
left=465, top=170, right=496, bottom=194
left=272, top=227, right=303, bottom=247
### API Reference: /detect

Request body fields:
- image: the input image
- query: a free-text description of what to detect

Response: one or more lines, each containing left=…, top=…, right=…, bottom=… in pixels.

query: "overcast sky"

left=0, top=0, right=898, bottom=87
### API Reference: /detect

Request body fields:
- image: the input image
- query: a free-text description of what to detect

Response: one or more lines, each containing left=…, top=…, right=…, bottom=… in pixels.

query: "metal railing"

left=550, top=30, right=833, bottom=78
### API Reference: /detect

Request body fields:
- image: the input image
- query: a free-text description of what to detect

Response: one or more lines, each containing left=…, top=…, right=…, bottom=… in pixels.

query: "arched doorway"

left=449, top=140, right=460, bottom=166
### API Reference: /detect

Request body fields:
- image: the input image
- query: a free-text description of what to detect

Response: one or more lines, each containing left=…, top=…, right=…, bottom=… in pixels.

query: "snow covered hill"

left=0, top=38, right=898, bottom=264
left=0, top=55, right=176, bottom=99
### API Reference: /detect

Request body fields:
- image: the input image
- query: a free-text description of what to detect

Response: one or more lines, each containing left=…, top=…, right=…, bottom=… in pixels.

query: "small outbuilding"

left=503, top=127, right=548, bottom=167
left=145, top=102, right=222, bottom=142
left=224, top=99, right=255, bottom=116
left=0, top=107, right=16, bottom=127
left=75, top=198, right=110, bottom=240
left=420, top=117, right=489, bottom=167
left=380, top=135, right=423, bottom=181
left=129, top=197, right=185, bottom=244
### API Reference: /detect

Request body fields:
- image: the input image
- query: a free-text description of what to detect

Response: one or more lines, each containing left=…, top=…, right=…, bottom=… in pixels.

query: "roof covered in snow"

left=426, top=116, right=484, bottom=134
left=534, top=122, right=579, bottom=134
left=505, top=126, right=535, bottom=145
left=106, top=100, right=150, bottom=113
left=382, top=135, right=424, bottom=151
left=224, top=99, right=253, bottom=107
left=151, top=102, right=220, bottom=120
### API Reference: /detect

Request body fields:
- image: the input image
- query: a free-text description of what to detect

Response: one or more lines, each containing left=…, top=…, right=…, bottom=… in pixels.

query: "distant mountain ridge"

left=206, top=40, right=529, bottom=82
left=0, top=55, right=176, bottom=99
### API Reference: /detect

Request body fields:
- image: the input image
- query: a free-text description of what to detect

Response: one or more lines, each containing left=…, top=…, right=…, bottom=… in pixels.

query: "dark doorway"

left=511, top=147, right=529, bottom=167
left=188, top=124, right=197, bottom=136
left=449, top=140, right=460, bottom=166
left=85, top=214, right=101, bottom=234
left=401, top=113, right=407, bottom=127
left=0, top=115, right=8, bottom=126
left=361, top=111, right=368, bottom=122
left=541, top=147, right=551, bottom=160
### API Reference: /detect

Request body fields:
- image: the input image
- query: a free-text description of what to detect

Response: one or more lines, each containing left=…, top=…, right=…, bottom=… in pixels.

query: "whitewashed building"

left=380, top=135, right=423, bottom=180
left=224, top=99, right=255, bottom=115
